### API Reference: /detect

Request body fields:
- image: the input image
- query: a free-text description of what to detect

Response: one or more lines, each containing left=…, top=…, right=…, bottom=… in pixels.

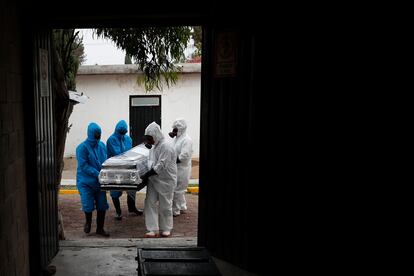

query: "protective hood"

left=86, top=122, right=101, bottom=146
left=114, top=120, right=128, bottom=136
left=144, top=122, right=164, bottom=144
left=172, top=118, right=187, bottom=137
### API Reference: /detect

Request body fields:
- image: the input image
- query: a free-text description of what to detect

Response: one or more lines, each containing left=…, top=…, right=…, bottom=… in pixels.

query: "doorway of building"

left=27, top=15, right=258, bottom=274
left=58, top=28, right=201, bottom=241
left=129, top=95, right=161, bottom=146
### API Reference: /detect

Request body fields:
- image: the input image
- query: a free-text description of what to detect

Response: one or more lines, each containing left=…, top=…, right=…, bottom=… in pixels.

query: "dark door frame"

left=24, top=10, right=258, bottom=273
left=129, top=94, right=162, bottom=145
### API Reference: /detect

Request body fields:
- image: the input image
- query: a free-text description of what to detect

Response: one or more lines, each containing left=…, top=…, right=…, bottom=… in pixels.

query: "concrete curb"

left=187, top=187, right=199, bottom=193
left=60, top=190, right=79, bottom=195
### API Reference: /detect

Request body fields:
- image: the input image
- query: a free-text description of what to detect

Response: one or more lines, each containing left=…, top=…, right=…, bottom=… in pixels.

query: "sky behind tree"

left=78, top=29, right=196, bottom=65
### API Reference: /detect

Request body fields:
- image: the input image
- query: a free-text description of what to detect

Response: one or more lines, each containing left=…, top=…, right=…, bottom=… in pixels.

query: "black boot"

left=96, top=211, right=110, bottom=237
left=84, top=212, right=92, bottom=233
left=127, top=194, right=143, bottom=216
left=112, top=197, right=122, bottom=220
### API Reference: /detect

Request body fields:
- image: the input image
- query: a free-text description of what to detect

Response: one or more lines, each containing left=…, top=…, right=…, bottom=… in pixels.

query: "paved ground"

left=50, top=238, right=197, bottom=276
left=55, top=160, right=257, bottom=275
left=59, top=193, right=198, bottom=240
left=50, top=239, right=257, bottom=276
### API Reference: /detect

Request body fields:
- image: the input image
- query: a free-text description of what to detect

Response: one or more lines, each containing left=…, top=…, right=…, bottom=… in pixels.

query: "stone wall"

left=0, top=1, right=30, bottom=275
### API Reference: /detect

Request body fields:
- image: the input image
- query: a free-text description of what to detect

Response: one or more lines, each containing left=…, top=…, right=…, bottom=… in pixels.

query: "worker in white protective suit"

left=140, top=122, right=177, bottom=238
left=169, top=118, right=193, bottom=217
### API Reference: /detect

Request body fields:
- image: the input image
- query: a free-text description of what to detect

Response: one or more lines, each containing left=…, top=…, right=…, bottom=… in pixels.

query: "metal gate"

left=31, top=30, right=59, bottom=269
left=129, top=95, right=161, bottom=146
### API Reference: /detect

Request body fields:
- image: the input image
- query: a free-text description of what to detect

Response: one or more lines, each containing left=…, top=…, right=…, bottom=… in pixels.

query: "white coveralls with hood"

left=170, top=119, right=193, bottom=216
left=144, top=122, right=177, bottom=235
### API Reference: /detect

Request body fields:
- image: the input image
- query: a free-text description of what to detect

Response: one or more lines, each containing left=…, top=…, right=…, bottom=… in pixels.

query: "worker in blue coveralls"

left=107, top=120, right=143, bottom=220
left=76, top=122, right=109, bottom=237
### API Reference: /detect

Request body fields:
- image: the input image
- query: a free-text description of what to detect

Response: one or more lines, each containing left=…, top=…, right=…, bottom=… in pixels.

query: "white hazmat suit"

left=171, top=119, right=193, bottom=216
left=144, top=122, right=177, bottom=234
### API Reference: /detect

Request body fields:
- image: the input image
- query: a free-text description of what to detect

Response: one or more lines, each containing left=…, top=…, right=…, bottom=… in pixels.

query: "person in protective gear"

left=141, top=122, right=177, bottom=238
left=107, top=120, right=143, bottom=220
left=169, top=118, right=193, bottom=217
left=76, top=122, right=110, bottom=237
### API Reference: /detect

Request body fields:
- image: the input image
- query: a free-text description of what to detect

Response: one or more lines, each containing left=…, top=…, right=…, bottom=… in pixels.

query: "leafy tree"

left=95, top=27, right=192, bottom=91
left=53, top=29, right=85, bottom=90
left=52, top=29, right=85, bottom=185
left=51, top=29, right=85, bottom=239
left=191, top=26, right=202, bottom=58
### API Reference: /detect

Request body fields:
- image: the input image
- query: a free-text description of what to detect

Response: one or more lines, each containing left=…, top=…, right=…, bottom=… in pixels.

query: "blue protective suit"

left=76, top=123, right=109, bottom=212
left=107, top=120, right=134, bottom=198
left=107, top=120, right=132, bottom=158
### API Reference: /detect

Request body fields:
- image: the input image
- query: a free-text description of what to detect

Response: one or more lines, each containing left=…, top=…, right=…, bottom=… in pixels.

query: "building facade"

left=64, top=63, right=201, bottom=157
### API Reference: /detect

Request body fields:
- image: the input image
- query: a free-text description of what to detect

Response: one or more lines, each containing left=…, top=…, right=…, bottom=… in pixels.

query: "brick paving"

left=59, top=193, right=198, bottom=239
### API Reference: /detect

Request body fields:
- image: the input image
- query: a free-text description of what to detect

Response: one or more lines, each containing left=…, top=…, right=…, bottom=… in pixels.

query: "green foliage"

left=52, top=29, right=85, bottom=90
left=192, top=26, right=202, bottom=58
left=95, top=27, right=191, bottom=91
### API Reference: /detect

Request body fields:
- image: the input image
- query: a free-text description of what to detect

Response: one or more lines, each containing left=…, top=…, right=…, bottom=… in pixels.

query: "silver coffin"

left=99, top=144, right=150, bottom=191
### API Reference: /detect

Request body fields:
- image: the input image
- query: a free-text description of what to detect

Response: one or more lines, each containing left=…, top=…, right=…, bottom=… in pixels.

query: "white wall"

left=64, top=73, right=201, bottom=157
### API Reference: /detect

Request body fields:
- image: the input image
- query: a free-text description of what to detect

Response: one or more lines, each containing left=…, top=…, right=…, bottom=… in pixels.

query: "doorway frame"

left=129, top=94, right=162, bottom=145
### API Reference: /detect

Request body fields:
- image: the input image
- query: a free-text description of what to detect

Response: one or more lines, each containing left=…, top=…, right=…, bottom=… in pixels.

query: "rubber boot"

left=127, top=194, right=143, bottom=215
left=96, top=211, right=110, bottom=237
left=112, top=197, right=122, bottom=220
left=84, top=212, right=92, bottom=233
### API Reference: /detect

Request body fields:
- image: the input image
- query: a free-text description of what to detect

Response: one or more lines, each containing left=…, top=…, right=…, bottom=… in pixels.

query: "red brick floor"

left=59, top=193, right=198, bottom=239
